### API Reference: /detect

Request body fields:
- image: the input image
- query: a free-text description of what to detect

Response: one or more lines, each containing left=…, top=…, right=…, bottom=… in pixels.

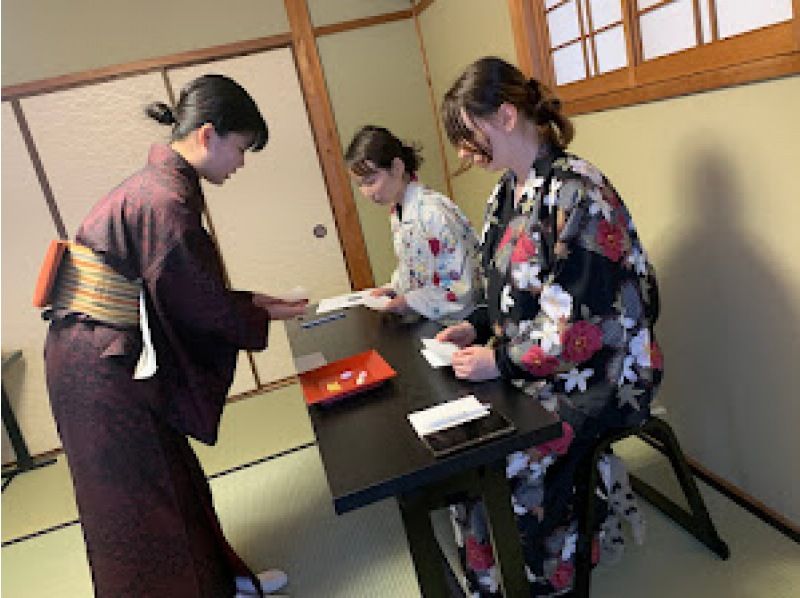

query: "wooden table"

left=286, top=307, right=562, bottom=597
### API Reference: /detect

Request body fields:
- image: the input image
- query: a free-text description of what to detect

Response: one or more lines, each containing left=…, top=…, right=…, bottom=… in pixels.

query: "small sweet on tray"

left=299, top=349, right=396, bottom=405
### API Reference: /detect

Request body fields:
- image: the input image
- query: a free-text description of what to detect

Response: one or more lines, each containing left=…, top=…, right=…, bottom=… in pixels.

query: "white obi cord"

left=133, top=289, right=158, bottom=380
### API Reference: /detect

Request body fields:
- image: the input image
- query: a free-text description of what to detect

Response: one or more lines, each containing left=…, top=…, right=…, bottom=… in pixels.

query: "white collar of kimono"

left=397, top=180, right=423, bottom=220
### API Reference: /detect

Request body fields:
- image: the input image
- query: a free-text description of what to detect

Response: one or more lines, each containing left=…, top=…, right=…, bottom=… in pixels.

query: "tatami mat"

left=2, top=384, right=314, bottom=543
left=2, top=445, right=420, bottom=598
left=431, top=433, right=800, bottom=598
left=3, top=395, right=799, bottom=597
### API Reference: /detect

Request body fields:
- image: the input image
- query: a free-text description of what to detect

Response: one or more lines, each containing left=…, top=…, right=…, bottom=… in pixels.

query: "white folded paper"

left=420, top=338, right=459, bottom=368
left=362, top=293, right=392, bottom=311
left=407, top=395, right=490, bottom=437
left=316, top=290, right=371, bottom=314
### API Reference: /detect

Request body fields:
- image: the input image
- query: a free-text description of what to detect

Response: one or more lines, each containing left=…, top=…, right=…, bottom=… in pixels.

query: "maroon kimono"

left=44, top=144, right=269, bottom=597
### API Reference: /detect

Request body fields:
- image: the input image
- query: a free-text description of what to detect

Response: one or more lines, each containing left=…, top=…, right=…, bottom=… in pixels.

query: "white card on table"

left=407, top=395, right=490, bottom=436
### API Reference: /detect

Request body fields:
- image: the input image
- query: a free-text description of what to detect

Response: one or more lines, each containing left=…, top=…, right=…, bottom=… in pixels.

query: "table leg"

left=481, top=462, right=529, bottom=597
left=398, top=492, right=451, bottom=598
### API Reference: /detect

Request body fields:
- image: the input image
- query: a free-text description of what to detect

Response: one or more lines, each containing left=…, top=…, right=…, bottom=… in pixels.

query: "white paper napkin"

left=420, top=338, right=459, bottom=368
left=407, top=395, right=490, bottom=437
left=316, top=291, right=370, bottom=314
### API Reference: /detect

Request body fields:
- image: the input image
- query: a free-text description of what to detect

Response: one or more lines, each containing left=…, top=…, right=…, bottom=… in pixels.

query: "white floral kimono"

left=388, top=181, right=481, bottom=321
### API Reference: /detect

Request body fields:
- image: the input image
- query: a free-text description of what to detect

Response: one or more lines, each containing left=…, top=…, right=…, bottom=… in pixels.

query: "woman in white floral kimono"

left=345, top=125, right=481, bottom=322
left=436, top=57, right=662, bottom=596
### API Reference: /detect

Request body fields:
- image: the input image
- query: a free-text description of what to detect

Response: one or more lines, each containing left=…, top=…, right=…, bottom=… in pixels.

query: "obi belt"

left=34, top=241, right=157, bottom=378
left=50, top=243, right=140, bottom=326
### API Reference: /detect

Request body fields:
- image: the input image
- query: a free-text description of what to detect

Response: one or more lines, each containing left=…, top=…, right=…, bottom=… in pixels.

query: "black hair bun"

left=145, top=102, right=177, bottom=125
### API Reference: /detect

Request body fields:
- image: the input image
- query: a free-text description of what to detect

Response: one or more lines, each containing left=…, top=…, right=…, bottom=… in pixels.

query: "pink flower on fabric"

left=535, top=422, right=574, bottom=456
left=510, top=231, right=537, bottom=263
left=428, top=238, right=441, bottom=256
left=596, top=220, right=625, bottom=262
left=432, top=272, right=441, bottom=286
left=650, top=339, right=664, bottom=370
left=549, top=561, right=575, bottom=591
left=521, top=346, right=560, bottom=377
left=561, top=321, right=603, bottom=363
left=446, top=291, right=458, bottom=302
left=497, top=226, right=514, bottom=251
left=465, top=536, right=495, bottom=571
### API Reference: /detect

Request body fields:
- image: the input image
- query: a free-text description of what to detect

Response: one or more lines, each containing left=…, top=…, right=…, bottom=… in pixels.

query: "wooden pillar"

left=284, top=0, right=374, bottom=290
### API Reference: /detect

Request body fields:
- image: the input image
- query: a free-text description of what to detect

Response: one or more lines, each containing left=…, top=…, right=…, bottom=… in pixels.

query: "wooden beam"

left=284, top=0, right=374, bottom=290
left=10, top=100, right=68, bottom=239
left=507, top=0, right=537, bottom=78
left=2, top=33, right=292, bottom=101
left=411, top=2, right=454, bottom=201
left=793, top=0, right=800, bottom=50
left=564, top=51, right=800, bottom=116
left=412, top=0, right=437, bottom=15
left=315, top=9, right=412, bottom=37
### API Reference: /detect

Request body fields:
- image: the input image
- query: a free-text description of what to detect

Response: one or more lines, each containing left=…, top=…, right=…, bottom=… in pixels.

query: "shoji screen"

left=1, top=104, right=62, bottom=460
left=167, top=49, right=352, bottom=386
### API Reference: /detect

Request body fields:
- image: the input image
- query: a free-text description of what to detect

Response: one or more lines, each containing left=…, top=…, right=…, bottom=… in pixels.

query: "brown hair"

left=345, top=125, right=422, bottom=178
left=442, top=57, right=573, bottom=168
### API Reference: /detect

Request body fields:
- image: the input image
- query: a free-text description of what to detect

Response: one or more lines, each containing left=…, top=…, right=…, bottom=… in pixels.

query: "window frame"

left=508, top=0, right=800, bottom=116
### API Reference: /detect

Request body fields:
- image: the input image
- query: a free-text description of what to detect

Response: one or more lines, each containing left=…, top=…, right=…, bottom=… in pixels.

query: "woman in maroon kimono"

left=44, top=75, right=305, bottom=597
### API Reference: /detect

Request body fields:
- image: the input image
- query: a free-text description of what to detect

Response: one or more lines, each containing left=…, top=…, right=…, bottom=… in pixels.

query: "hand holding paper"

left=451, top=346, right=501, bottom=381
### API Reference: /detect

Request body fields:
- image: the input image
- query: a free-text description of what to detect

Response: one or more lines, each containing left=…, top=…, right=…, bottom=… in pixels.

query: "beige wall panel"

left=20, top=73, right=170, bottom=236
left=167, top=49, right=352, bottom=385
left=318, top=20, right=449, bottom=286
left=1, top=103, right=61, bottom=461
left=569, top=75, right=800, bottom=524
left=419, top=0, right=519, bottom=229
left=229, top=353, right=258, bottom=397
left=308, top=0, right=411, bottom=27
left=2, top=0, right=289, bottom=86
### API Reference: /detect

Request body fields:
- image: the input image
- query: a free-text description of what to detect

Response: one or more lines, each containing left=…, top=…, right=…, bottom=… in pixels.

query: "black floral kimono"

left=451, top=144, right=662, bottom=595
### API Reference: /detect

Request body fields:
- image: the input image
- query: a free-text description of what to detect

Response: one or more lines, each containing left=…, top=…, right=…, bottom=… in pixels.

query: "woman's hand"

left=253, top=293, right=308, bottom=320
left=384, top=294, right=411, bottom=314
left=435, top=321, right=477, bottom=348
left=369, top=287, right=397, bottom=298
left=451, top=346, right=500, bottom=381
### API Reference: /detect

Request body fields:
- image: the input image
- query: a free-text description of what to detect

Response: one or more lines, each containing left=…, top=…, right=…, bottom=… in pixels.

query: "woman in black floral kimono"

left=436, top=57, right=662, bottom=595
left=44, top=75, right=305, bottom=597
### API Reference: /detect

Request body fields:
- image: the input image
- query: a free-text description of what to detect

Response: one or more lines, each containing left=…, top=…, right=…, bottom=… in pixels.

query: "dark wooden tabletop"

left=285, top=307, right=561, bottom=514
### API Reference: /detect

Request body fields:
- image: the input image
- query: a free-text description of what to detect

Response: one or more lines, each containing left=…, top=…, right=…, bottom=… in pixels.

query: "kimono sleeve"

left=403, top=199, right=478, bottom=320
left=496, top=165, right=633, bottom=388
left=147, top=227, right=270, bottom=351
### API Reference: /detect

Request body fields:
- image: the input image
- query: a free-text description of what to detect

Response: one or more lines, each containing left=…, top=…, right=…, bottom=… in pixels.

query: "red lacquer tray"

left=299, top=349, right=396, bottom=406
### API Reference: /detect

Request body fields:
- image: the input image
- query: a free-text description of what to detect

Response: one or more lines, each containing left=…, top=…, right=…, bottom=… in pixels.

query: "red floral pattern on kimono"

left=451, top=144, right=660, bottom=596
left=388, top=181, right=481, bottom=321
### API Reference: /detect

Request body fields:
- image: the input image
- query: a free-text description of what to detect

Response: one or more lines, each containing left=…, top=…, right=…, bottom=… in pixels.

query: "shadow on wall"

left=657, top=142, right=800, bottom=523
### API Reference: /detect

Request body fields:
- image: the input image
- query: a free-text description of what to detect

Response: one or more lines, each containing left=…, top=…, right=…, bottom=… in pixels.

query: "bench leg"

left=635, top=419, right=730, bottom=559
